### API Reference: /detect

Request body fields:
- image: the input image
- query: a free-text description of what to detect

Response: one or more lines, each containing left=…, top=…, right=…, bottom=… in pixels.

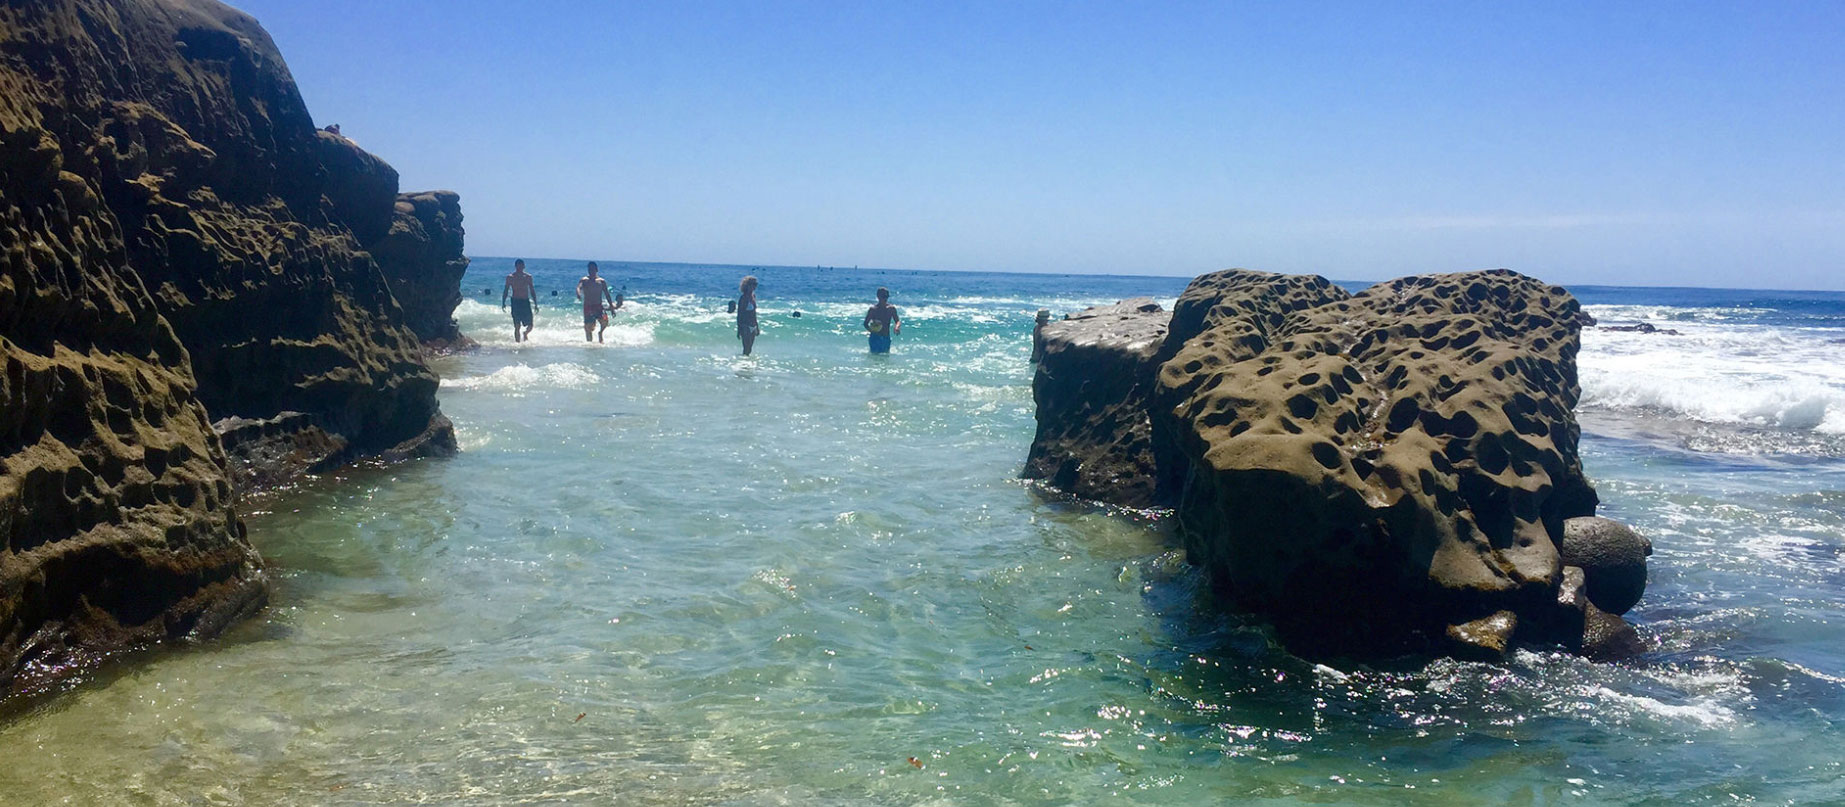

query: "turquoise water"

left=2, top=261, right=1842, bottom=805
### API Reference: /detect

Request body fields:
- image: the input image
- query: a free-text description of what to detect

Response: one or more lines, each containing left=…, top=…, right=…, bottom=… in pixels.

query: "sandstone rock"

left=1022, top=299, right=1170, bottom=508
left=1559, top=516, right=1651, bottom=615
left=1445, top=610, right=1518, bottom=661
left=1157, top=269, right=1600, bottom=656
left=0, top=0, right=460, bottom=695
left=372, top=190, right=474, bottom=353
left=1580, top=602, right=1646, bottom=661
left=1022, top=267, right=1645, bottom=660
left=1533, top=565, right=1591, bottom=652
left=1148, top=270, right=1354, bottom=505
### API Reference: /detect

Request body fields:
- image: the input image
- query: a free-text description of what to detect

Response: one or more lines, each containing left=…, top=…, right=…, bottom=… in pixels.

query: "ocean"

left=3, top=260, right=1842, bottom=805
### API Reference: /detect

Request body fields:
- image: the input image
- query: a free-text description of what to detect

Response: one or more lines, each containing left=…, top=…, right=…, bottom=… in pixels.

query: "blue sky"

left=233, top=1, right=1844, bottom=289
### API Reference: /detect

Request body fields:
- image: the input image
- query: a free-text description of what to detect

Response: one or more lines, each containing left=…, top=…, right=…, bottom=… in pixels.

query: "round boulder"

left=1559, top=516, right=1652, bottom=615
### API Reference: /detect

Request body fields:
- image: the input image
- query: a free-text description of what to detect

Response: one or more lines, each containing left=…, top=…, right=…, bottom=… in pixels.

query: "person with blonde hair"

left=736, top=275, right=760, bottom=355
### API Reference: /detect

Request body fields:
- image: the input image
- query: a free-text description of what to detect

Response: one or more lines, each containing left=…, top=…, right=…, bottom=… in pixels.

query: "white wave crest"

left=1580, top=322, right=1845, bottom=434
left=443, top=363, right=602, bottom=393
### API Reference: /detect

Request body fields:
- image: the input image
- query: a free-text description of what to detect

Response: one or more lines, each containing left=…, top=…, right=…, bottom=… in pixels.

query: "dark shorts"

left=869, top=333, right=891, bottom=353
left=584, top=309, right=607, bottom=325
left=510, top=298, right=533, bottom=327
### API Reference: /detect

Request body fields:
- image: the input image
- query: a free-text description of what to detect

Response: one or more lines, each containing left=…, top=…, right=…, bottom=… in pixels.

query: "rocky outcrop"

left=1022, top=299, right=1169, bottom=508
left=1026, top=268, right=1647, bottom=660
left=0, top=0, right=459, bottom=694
left=372, top=190, right=473, bottom=353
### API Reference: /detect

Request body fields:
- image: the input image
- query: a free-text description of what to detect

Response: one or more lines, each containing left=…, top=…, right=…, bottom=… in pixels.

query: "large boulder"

left=1024, top=268, right=1645, bottom=660
left=0, top=0, right=461, bottom=695
left=1158, top=269, right=1600, bottom=656
left=1022, top=299, right=1169, bottom=508
left=1559, top=516, right=1652, bottom=615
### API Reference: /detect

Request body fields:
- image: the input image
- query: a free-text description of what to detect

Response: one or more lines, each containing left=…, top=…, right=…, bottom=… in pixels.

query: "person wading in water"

left=576, top=262, right=621, bottom=343
left=737, top=275, right=760, bottom=355
left=862, top=286, right=901, bottom=354
left=502, top=259, right=537, bottom=342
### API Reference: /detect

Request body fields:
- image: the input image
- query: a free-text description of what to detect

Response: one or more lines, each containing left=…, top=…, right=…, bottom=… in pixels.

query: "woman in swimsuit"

left=737, top=275, right=759, bottom=355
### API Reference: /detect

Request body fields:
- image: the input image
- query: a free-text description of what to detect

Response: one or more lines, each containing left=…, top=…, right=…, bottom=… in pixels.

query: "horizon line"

left=461, top=255, right=1845, bottom=296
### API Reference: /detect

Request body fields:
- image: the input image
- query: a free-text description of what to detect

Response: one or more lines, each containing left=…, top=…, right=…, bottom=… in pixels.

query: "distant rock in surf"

left=1601, top=322, right=1682, bottom=336
left=1025, top=269, right=1649, bottom=662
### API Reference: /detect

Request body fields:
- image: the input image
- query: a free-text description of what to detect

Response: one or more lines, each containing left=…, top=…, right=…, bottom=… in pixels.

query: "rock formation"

left=1022, top=299, right=1169, bottom=508
left=372, top=190, right=473, bottom=353
left=1026, top=269, right=1649, bottom=660
left=1, top=0, right=464, bottom=694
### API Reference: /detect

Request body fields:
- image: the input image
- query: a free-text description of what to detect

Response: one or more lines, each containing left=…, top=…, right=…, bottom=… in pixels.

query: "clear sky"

left=231, top=1, right=1844, bottom=289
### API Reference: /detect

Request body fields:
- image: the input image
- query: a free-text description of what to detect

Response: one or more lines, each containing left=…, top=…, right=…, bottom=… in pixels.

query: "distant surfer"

left=863, top=287, right=901, bottom=354
left=502, top=259, right=536, bottom=342
left=737, top=275, right=760, bottom=355
left=577, top=261, right=620, bottom=343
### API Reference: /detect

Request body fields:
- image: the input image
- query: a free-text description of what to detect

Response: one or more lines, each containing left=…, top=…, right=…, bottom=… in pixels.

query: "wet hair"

left=876, top=287, right=890, bottom=301
left=514, top=259, right=525, bottom=268
left=587, top=261, right=599, bottom=272
left=741, top=275, right=758, bottom=293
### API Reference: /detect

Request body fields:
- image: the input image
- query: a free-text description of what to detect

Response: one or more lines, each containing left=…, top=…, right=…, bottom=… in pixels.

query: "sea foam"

left=1580, top=306, right=1845, bottom=436
left=443, top=362, right=602, bottom=393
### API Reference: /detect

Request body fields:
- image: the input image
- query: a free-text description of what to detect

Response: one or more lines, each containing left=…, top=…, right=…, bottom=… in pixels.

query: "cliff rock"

left=372, top=189, right=473, bottom=353
left=0, top=0, right=460, bottom=694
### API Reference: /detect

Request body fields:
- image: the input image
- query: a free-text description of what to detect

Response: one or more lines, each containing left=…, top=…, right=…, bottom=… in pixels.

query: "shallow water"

left=3, top=263, right=1842, bottom=805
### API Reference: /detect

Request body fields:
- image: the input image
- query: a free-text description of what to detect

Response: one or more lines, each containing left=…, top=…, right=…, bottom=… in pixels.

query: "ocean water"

left=3, top=260, right=1843, bottom=805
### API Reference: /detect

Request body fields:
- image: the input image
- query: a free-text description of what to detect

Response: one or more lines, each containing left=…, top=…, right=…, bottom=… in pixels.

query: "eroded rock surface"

left=1156, top=270, right=1602, bottom=655
left=1022, top=299, right=1169, bottom=508
left=1025, top=268, right=1646, bottom=660
left=0, top=0, right=461, bottom=694
left=373, top=190, right=473, bottom=353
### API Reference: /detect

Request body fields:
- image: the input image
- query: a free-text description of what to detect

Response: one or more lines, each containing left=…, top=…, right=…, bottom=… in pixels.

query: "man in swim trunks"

left=576, top=261, right=621, bottom=343
left=863, top=286, right=901, bottom=354
left=502, top=259, right=537, bottom=342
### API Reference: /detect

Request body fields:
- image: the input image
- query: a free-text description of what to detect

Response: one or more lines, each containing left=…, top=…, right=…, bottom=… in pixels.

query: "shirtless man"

left=501, top=259, right=537, bottom=342
left=576, top=261, right=621, bottom=343
left=862, top=286, right=901, bottom=354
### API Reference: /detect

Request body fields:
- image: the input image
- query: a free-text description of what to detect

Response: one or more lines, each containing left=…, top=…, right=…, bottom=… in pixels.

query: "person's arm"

left=575, top=280, right=584, bottom=303
left=863, top=307, right=875, bottom=331
left=501, top=278, right=510, bottom=309
left=892, top=308, right=901, bottom=335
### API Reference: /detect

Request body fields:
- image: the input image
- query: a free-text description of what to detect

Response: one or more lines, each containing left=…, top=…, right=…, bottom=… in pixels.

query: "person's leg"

left=742, top=327, right=755, bottom=355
